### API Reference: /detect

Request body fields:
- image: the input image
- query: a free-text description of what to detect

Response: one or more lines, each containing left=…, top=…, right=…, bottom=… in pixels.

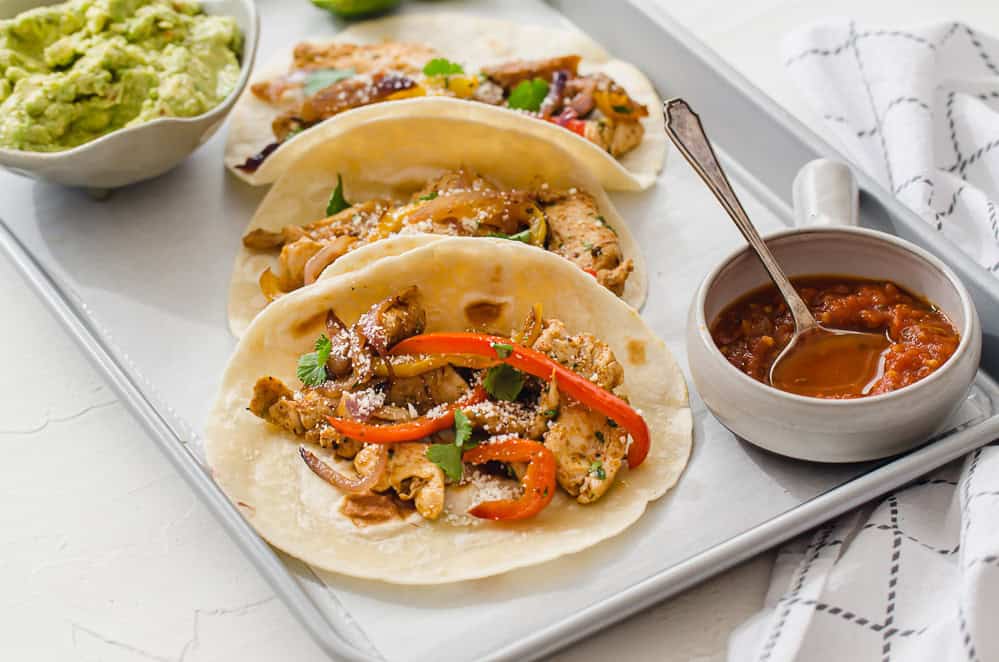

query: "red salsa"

left=711, top=276, right=960, bottom=398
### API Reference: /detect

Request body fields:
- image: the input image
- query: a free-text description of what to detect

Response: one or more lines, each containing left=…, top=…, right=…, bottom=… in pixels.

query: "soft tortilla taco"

left=206, top=238, right=691, bottom=583
left=224, top=13, right=665, bottom=190
left=228, top=114, right=647, bottom=337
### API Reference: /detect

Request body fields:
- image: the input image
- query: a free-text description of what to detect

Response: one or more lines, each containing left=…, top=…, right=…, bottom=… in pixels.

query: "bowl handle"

left=792, top=159, right=858, bottom=228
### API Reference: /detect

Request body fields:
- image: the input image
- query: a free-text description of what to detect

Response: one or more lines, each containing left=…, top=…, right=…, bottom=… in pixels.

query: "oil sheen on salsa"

left=711, top=276, right=960, bottom=399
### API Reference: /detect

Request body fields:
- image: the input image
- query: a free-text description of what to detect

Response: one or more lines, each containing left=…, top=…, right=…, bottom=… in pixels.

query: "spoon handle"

left=664, top=98, right=819, bottom=332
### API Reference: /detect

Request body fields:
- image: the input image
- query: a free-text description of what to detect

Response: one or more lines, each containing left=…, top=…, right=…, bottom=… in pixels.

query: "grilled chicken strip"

left=249, top=376, right=361, bottom=457
left=540, top=191, right=633, bottom=296
left=481, top=54, right=581, bottom=89
left=543, top=402, right=627, bottom=503
left=532, top=319, right=624, bottom=392
left=354, top=443, right=446, bottom=519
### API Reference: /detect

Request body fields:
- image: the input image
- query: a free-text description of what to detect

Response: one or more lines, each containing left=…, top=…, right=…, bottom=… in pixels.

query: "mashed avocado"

left=0, top=0, right=242, bottom=152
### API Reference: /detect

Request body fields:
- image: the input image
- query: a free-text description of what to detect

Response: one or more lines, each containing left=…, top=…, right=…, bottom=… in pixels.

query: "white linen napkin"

left=730, top=21, right=999, bottom=662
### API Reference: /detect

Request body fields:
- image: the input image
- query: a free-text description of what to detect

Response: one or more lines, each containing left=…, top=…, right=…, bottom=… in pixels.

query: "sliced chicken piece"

left=463, top=399, right=548, bottom=439
left=531, top=319, right=624, bottom=392
left=543, top=402, right=627, bottom=503
left=276, top=237, right=324, bottom=290
left=355, top=286, right=426, bottom=355
left=248, top=376, right=359, bottom=456
left=585, top=118, right=645, bottom=158
left=386, top=365, right=470, bottom=412
left=481, top=54, right=581, bottom=89
left=540, top=191, right=633, bottom=296
left=354, top=443, right=445, bottom=519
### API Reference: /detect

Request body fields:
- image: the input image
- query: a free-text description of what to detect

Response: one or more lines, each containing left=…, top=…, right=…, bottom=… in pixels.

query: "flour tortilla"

left=224, top=13, right=665, bottom=191
left=228, top=114, right=647, bottom=337
left=206, top=237, right=691, bottom=584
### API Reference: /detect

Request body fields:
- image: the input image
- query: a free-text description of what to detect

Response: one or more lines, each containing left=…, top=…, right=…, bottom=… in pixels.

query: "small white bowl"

left=0, top=0, right=258, bottom=190
left=687, top=226, right=982, bottom=462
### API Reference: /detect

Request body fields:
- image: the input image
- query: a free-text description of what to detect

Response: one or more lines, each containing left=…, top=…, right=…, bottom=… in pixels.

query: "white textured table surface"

left=2, top=1, right=994, bottom=660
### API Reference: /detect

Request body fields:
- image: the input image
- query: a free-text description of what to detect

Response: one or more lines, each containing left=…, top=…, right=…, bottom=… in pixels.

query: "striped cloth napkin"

left=730, top=20, right=999, bottom=662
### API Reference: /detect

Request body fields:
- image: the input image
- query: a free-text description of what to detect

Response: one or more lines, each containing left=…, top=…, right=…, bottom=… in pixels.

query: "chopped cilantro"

left=507, top=78, right=549, bottom=112
left=326, top=173, right=351, bottom=216
left=454, top=409, right=472, bottom=448
left=611, top=104, right=632, bottom=114
left=543, top=408, right=559, bottom=419
left=427, top=409, right=475, bottom=481
left=419, top=190, right=438, bottom=201
left=297, top=334, right=332, bottom=386
left=595, top=430, right=605, bottom=443
left=582, top=241, right=593, bottom=250
left=490, top=342, right=513, bottom=359
left=423, top=57, right=464, bottom=77
left=488, top=229, right=532, bottom=243
left=304, top=68, right=354, bottom=97
left=589, top=460, right=606, bottom=480
left=426, top=443, right=463, bottom=482
left=484, top=364, right=525, bottom=401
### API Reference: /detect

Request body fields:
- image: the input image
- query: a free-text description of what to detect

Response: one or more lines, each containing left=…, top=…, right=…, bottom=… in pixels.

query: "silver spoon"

left=664, top=98, right=888, bottom=397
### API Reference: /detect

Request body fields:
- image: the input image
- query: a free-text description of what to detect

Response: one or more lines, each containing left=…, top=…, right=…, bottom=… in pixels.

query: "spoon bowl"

left=769, top=326, right=890, bottom=397
left=664, top=98, right=890, bottom=395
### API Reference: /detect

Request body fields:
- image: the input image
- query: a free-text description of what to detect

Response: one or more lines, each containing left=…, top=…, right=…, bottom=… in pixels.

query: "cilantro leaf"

left=488, top=229, right=532, bottom=243
left=419, top=190, right=438, bottom=201
left=304, top=68, right=354, bottom=97
left=589, top=460, right=606, bottom=480
left=326, top=173, right=351, bottom=216
left=543, top=408, right=558, bottom=419
left=423, top=57, right=464, bottom=77
left=611, top=104, right=632, bottom=114
left=490, top=342, right=513, bottom=359
left=297, top=333, right=332, bottom=386
left=507, top=78, right=549, bottom=112
left=483, top=364, right=525, bottom=401
left=454, top=409, right=472, bottom=448
left=426, top=443, right=463, bottom=482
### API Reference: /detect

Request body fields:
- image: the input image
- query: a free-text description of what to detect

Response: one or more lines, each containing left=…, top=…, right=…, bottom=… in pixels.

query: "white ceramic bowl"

left=0, top=0, right=258, bottom=189
left=687, top=226, right=982, bottom=462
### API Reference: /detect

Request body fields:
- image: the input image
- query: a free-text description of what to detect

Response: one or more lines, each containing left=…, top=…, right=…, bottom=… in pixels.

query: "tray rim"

left=2, top=1, right=998, bottom=660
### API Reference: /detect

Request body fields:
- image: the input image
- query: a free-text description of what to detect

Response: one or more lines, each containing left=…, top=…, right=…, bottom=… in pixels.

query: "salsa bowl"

left=687, top=226, right=981, bottom=462
left=0, top=0, right=258, bottom=190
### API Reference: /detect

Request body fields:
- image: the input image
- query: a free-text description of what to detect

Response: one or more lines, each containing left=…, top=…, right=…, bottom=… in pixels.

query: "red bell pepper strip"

left=326, top=386, right=487, bottom=444
left=462, top=439, right=556, bottom=520
left=390, top=333, right=651, bottom=467
left=546, top=115, right=587, bottom=137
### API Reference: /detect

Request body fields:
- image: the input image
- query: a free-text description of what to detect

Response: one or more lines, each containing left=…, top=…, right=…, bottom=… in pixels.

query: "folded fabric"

left=730, top=20, right=999, bottom=662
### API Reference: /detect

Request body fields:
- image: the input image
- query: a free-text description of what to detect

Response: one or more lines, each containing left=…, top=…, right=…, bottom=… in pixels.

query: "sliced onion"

left=304, top=236, right=355, bottom=285
left=299, top=445, right=387, bottom=494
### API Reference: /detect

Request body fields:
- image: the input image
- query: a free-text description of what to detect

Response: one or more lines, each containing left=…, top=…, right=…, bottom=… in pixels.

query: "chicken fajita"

left=206, top=238, right=690, bottom=583
left=224, top=14, right=665, bottom=190
left=228, top=114, right=647, bottom=336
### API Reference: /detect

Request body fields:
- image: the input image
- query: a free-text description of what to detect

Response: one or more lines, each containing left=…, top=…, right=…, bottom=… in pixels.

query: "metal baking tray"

left=2, top=1, right=997, bottom=660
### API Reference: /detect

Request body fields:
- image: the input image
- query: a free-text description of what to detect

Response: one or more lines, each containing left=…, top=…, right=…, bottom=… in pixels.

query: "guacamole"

left=0, top=0, right=242, bottom=152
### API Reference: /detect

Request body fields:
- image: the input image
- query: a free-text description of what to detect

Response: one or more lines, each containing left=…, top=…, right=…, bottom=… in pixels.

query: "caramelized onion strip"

left=299, top=445, right=387, bottom=494
left=304, top=236, right=356, bottom=285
